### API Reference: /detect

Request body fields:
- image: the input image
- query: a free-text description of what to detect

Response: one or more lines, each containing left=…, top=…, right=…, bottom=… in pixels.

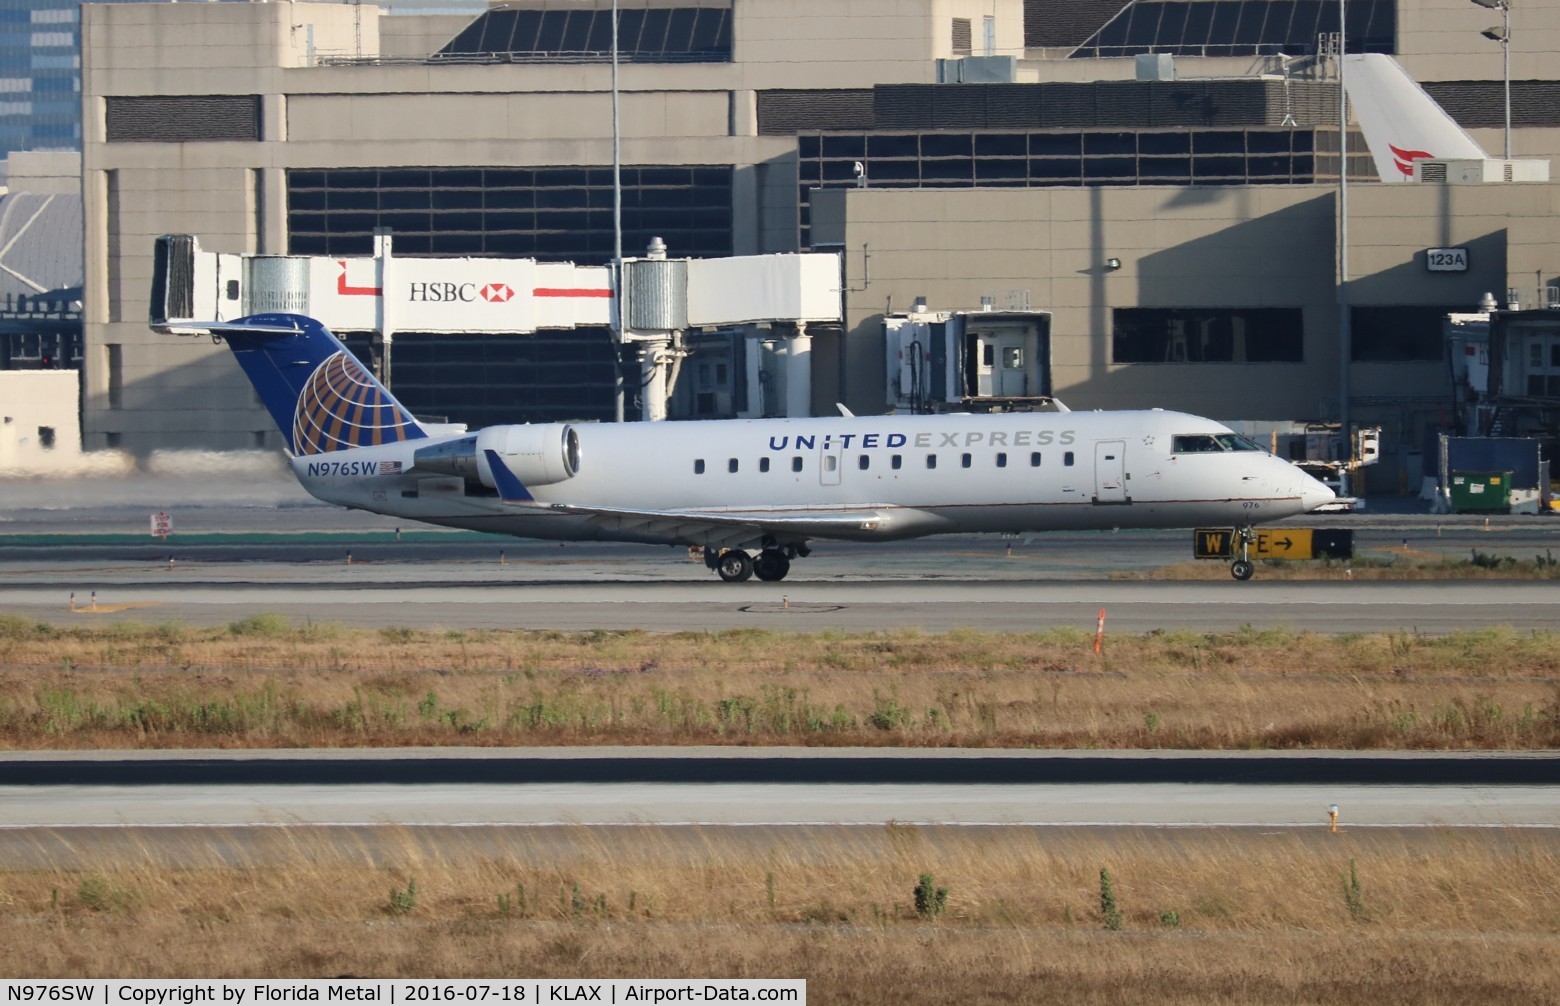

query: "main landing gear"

left=704, top=543, right=808, bottom=582
left=1230, top=525, right=1256, bottom=581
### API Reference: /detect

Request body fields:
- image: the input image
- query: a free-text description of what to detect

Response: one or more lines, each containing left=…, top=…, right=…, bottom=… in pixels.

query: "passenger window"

left=728, top=458, right=739, bottom=473
left=1064, top=452, right=1074, bottom=466
left=759, top=457, right=770, bottom=473
left=891, top=454, right=902, bottom=470
left=694, top=459, right=705, bottom=474
left=1030, top=452, right=1041, bottom=467
left=791, top=456, right=803, bottom=473
left=961, top=453, right=972, bottom=468
left=858, top=455, right=870, bottom=470
left=926, top=455, right=938, bottom=470
left=824, top=455, right=838, bottom=472
left=995, top=452, right=1007, bottom=468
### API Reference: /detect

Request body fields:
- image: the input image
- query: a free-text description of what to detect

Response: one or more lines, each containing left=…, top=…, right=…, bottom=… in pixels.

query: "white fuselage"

left=289, top=410, right=1333, bottom=548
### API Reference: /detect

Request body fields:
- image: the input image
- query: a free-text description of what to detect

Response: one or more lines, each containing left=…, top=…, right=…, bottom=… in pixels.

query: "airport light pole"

left=1337, top=0, right=1351, bottom=492
left=1470, top=0, right=1512, bottom=159
left=611, top=0, right=626, bottom=421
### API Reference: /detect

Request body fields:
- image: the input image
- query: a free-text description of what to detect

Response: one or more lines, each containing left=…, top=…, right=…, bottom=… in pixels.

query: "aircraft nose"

left=1299, top=474, right=1337, bottom=512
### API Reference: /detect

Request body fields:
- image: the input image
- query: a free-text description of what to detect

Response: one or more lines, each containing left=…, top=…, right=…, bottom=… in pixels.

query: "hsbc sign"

left=309, top=255, right=609, bottom=333
left=406, top=281, right=517, bottom=303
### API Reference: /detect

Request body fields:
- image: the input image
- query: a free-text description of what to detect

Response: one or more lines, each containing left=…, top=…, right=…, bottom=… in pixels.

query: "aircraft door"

left=819, top=442, right=842, bottom=487
left=1094, top=440, right=1129, bottom=504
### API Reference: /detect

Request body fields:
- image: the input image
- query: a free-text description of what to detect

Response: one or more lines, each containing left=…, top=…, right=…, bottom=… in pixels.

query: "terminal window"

left=1350, top=305, right=1459, bottom=362
left=1112, top=307, right=1304, bottom=363
left=289, top=165, right=733, bottom=263
left=1071, top=0, right=1396, bottom=60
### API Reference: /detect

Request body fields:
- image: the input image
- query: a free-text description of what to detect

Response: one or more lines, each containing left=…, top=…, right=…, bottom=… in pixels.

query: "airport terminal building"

left=78, top=0, right=1560, bottom=492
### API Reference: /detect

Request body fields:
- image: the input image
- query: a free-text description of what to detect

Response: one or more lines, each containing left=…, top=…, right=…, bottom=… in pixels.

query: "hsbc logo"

left=408, top=282, right=475, bottom=303
left=406, top=281, right=515, bottom=303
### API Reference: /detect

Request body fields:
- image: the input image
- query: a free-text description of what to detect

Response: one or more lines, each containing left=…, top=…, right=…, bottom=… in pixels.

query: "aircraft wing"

left=544, top=501, right=891, bottom=549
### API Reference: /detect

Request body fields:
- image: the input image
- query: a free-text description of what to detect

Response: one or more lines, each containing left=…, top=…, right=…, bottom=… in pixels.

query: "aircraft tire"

left=753, top=550, right=791, bottom=581
left=1230, top=559, right=1255, bottom=581
left=717, top=549, right=754, bottom=583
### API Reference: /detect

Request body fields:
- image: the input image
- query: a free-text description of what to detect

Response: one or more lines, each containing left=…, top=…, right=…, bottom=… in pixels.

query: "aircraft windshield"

left=1172, top=433, right=1265, bottom=454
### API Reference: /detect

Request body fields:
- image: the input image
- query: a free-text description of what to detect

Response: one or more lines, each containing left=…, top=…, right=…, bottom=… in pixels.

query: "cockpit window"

left=1173, top=433, right=1266, bottom=454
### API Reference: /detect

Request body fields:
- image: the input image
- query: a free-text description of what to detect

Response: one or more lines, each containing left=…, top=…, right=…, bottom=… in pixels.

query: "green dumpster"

left=1449, top=471, right=1512, bottom=513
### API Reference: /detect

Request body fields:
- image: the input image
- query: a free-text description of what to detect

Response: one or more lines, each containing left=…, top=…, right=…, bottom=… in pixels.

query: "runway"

left=5, top=482, right=1560, bottom=632
left=2, top=576, right=1557, bottom=633
left=3, top=489, right=1557, bottom=847
left=1, top=749, right=1556, bottom=832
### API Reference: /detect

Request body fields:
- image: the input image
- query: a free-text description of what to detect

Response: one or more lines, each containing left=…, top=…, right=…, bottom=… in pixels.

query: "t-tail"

left=207, top=313, right=427, bottom=455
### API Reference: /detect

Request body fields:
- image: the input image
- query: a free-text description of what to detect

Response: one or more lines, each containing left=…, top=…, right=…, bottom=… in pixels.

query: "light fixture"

left=1105, top=258, right=1122, bottom=271
left=1469, top=0, right=1512, bottom=160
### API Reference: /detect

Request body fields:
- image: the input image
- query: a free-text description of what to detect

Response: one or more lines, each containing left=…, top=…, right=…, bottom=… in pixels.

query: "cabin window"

left=728, top=458, right=739, bottom=473
left=891, top=454, right=902, bottom=470
left=1030, top=452, right=1042, bottom=467
left=995, top=452, right=1007, bottom=468
left=823, top=455, right=838, bottom=473
left=858, top=454, right=870, bottom=470
left=1064, top=451, right=1074, bottom=466
left=926, top=454, right=938, bottom=469
left=694, top=459, right=706, bottom=474
left=759, top=457, right=770, bottom=473
left=792, top=456, right=803, bottom=472
left=961, top=453, right=972, bottom=469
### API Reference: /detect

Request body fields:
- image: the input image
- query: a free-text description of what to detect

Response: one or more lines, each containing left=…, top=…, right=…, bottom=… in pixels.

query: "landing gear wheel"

left=1230, top=559, right=1255, bottom=581
left=753, top=550, right=791, bottom=582
left=716, top=549, right=754, bottom=583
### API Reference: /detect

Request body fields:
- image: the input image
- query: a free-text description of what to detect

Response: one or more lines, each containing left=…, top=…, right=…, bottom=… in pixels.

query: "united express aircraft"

left=191, top=313, right=1336, bottom=582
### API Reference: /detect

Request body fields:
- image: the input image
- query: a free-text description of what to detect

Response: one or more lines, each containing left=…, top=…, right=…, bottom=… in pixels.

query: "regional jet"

left=173, top=313, right=1336, bottom=581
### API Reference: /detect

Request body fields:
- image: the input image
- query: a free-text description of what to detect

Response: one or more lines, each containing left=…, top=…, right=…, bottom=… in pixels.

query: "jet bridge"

left=151, top=234, right=842, bottom=420
left=884, top=302, right=1053, bottom=414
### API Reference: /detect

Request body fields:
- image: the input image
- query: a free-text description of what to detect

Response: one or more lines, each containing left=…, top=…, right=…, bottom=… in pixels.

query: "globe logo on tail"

left=293, top=351, right=419, bottom=455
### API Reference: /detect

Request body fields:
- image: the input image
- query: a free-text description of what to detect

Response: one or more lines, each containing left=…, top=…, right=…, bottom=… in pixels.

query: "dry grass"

left=1, top=616, right=1558, bottom=749
left=2, top=825, right=1557, bottom=1002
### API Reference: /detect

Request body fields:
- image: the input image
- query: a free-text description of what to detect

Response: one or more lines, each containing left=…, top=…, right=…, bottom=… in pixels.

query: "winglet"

left=483, top=449, right=534, bottom=502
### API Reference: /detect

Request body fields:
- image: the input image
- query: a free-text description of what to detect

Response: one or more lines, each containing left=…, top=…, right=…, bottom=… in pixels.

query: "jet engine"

left=412, top=424, right=580, bottom=489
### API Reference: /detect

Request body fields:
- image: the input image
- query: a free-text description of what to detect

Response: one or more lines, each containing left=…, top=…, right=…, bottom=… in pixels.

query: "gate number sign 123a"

left=1426, top=247, right=1469, bottom=272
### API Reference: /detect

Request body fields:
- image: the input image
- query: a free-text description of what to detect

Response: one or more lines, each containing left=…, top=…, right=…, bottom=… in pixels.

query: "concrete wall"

left=830, top=182, right=1556, bottom=491
left=2, top=151, right=81, bottom=195
left=0, top=371, right=82, bottom=472
left=76, top=0, right=1560, bottom=460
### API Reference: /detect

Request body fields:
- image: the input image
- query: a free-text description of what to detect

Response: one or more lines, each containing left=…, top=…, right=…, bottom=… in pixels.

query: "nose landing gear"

left=1230, top=526, right=1256, bottom=581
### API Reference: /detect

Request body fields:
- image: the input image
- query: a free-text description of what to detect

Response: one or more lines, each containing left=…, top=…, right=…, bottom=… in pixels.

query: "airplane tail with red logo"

left=1343, top=53, right=1487, bottom=182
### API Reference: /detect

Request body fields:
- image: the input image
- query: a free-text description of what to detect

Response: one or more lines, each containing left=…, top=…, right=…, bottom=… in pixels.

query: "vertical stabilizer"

left=1343, top=54, right=1487, bottom=182
left=212, top=313, right=427, bottom=455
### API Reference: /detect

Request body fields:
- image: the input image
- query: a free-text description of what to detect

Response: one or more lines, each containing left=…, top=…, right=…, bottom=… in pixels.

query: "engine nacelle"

left=412, top=424, right=580, bottom=489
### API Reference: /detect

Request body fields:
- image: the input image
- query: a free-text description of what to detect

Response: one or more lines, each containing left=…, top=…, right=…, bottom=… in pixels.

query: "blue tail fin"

left=214, top=313, right=426, bottom=455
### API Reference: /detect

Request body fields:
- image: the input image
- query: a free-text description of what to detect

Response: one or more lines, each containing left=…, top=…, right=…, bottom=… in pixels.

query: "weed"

left=227, top=613, right=292, bottom=637
left=1099, top=868, right=1123, bottom=930
left=1344, top=859, right=1367, bottom=923
left=388, top=877, right=417, bottom=916
left=913, top=873, right=948, bottom=919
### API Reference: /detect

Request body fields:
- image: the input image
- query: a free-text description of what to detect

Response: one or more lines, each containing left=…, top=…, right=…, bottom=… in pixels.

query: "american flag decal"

left=378, top=461, right=403, bottom=474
